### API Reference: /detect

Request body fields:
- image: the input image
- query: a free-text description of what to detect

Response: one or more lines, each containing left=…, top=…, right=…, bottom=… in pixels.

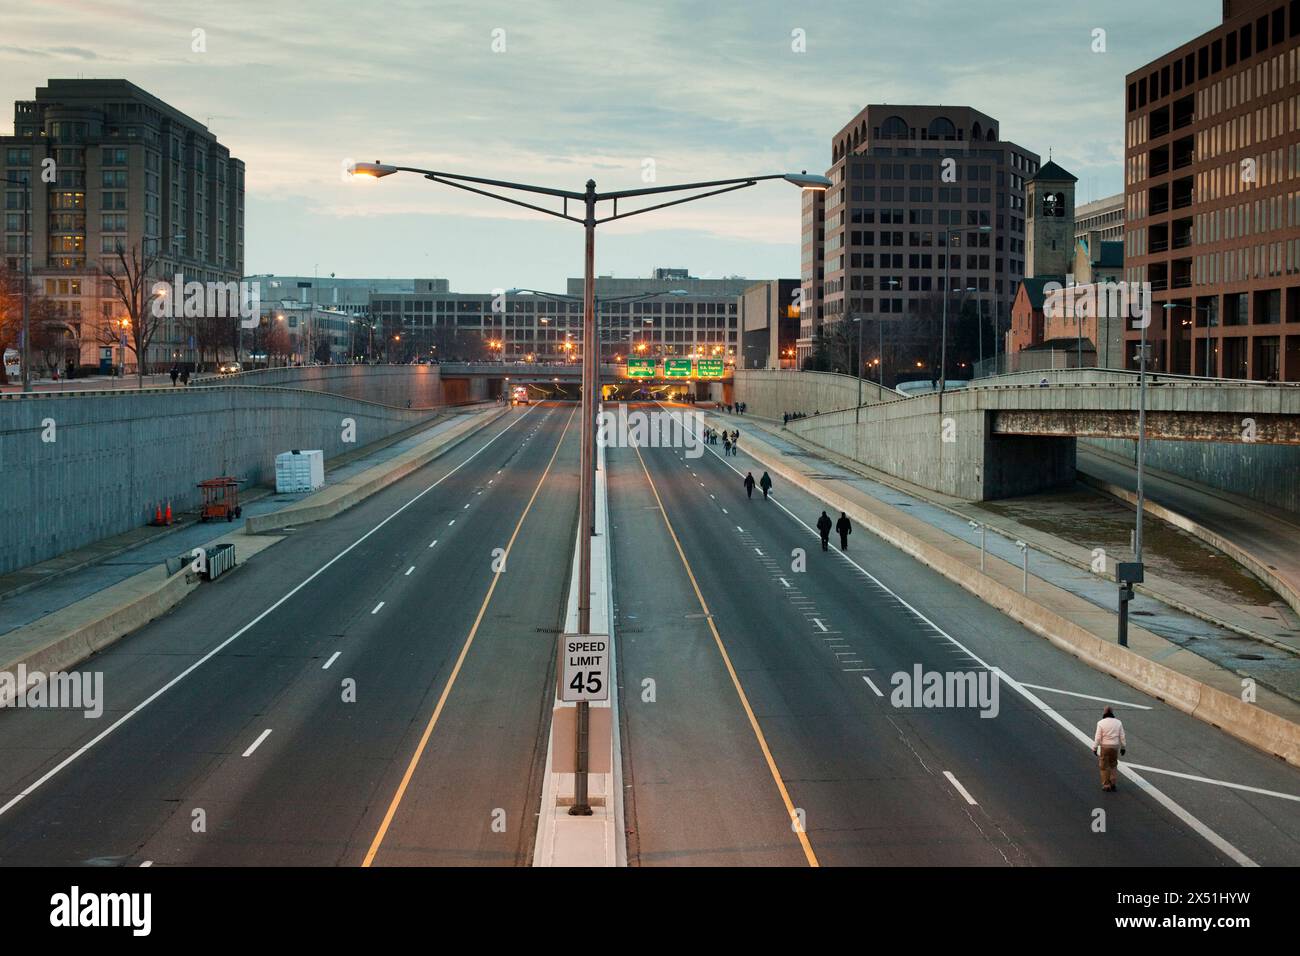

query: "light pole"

left=3, top=175, right=32, bottom=391
left=351, top=160, right=829, bottom=815
left=941, top=226, right=990, bottom=409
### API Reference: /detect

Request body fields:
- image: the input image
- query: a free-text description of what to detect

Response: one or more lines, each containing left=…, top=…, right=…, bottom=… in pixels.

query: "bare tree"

left=98, top=241, right=166, bottom=387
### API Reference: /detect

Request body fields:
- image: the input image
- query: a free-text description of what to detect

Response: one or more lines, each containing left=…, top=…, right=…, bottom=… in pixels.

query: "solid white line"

left=1018, top=682, right=1153, bottom=710
left=674, top=409, right=1257, bottom=867
left=862, top=675, right=884, bottom=697
left=371, top=601, right=384, bottom=614
left=242, top=729, right=272, bottom=758
left=944, top=771, right=978, bottom=805
left=322, top=651, right=341, bottom=670
left=813, top=618, right=827, bottom=632
left=1120, top=763, right=1300, bottom=803
left=405, top=566, right=415, bottom=576
left=0, top=406, right=535, bottom=823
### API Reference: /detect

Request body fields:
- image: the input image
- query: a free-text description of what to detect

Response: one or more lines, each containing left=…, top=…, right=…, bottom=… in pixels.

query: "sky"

left=1, top=0, right=1221, bottom=292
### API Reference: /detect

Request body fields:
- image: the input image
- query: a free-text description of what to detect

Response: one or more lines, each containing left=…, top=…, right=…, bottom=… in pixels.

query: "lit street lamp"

left=350, top=159, right=827, bottom=814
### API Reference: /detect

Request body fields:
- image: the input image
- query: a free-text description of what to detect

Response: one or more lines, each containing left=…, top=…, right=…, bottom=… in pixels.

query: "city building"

left=797, top=104, right=1042, bottom=372
left=1074, top=193, right=1126, bottom=243
left=737, top=278, right=801, bottom=369
left=367, top=270, right=747, bottom=364
left=248, top=275, right=448, bottom=363
left=1124, top=0, right=1300, bottom=380
left=1, top=79, right=245, bottom=371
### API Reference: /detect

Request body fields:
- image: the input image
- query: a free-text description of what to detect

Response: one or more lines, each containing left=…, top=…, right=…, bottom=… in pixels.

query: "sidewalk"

left=704, top=408, right=1300, bottom=716
left=0, top=409, right=471, bottom=638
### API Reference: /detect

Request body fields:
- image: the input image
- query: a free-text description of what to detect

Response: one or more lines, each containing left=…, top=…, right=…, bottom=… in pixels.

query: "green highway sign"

left=697, top=359, right=724, bottom=377
left=626, top=358, right=656, bottom=377
left=664, top=358, right=692, bottom=378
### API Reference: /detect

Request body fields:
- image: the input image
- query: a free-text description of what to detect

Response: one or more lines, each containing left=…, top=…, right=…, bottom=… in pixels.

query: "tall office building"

left=1, top=80, right=244, bottom=370
left=797, top=104, right=1041, bottom=368
left=1124, top=0, right=1300, bottom=380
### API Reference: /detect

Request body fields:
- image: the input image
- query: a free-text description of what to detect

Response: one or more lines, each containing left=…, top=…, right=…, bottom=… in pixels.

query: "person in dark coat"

left=836, top=512, right=852, bottom=550
left=743, top=472, right=755, bottom=499
left=759, top=472, right=772, bottom=499
left=816, top=511, right=832, bottom=551
left=170, top=365, right=179, bottom=386
left=723, top=436, right=732, bottom=456
left=180, top=367, right=190, bottom=386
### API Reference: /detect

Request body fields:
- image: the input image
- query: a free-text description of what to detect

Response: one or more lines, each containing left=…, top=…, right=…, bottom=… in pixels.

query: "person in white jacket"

left=1092, top=706, right=1127, bottom=791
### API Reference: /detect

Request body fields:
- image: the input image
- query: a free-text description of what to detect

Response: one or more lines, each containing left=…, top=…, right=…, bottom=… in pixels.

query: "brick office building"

left=1124, top=0, right=1300, bottom=380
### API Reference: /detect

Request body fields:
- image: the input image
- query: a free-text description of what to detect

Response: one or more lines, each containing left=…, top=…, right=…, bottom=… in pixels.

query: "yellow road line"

left=631, top=442, right=819, bottom=867
left=361, top=406, right=576, bottom=867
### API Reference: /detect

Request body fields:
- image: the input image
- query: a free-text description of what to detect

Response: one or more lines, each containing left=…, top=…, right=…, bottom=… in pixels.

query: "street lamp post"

left=350, top=160, right=829, bottom=815
left=3, top=175, right=32, bottom=391
left=941, top=226, right=990, bottom=409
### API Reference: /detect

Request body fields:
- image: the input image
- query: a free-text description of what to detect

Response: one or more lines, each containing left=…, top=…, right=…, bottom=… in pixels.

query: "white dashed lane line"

left=944, top=771, right=978, bottom=806
left=322, top=651, right=341, bottom=670
left=242, top=729, right=273, bottom=758
left=371, top=602, right=384, bottom=614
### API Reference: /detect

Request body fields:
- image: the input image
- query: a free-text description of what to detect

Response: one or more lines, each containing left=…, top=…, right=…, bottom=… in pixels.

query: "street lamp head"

left=348, top=161, right=399, bottom=179
left=783, top=171, right=832, bottom=189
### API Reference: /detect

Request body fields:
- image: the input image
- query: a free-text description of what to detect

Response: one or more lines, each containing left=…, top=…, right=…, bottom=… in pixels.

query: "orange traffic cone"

left=153, top=503, right=163, bottom=525
left=165, top=501, right=172, bottom=525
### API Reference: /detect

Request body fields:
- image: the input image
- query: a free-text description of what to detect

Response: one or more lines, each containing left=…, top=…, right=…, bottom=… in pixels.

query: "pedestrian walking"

left=759, top=471, right=772, bottom=500
left=783, top=412, right=789, bottom=426
left=170, top=365, right=179, bottom=386
left=743, top=472, right=755, bottom=499
left=723, top=437, right=732, bottom=456
left=816, top=511, right=832, bottom=551
left=836, top=511, right=852, bottom=550
left=1092, top=706, right=1126, bottom=791
left=180, top=368, right=190, bottom=386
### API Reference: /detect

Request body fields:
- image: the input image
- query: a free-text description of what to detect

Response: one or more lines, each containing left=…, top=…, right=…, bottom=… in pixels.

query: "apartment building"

left=797, top=104, right=1041, bottom=369
left=1, top=79, right=244, bottom=371
left=1124, top=0, right=1300, bottom=380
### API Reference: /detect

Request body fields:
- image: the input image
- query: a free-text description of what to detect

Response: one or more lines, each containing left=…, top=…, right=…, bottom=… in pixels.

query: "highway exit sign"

left=627, top=358, right=655, bottom=377
left=664, top=358, right=692, bottom=377
left=697, top=359, right=724, bottom=377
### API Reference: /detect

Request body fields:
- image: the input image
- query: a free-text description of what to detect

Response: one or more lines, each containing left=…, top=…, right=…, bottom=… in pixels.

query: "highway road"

left=608, top=404, right=1300, bottom=867
left=0, top=403, right=578, bottom=866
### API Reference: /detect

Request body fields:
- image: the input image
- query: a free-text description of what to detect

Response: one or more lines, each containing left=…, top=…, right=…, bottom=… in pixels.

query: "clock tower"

left=1025, top=159, right=1077, bottom=279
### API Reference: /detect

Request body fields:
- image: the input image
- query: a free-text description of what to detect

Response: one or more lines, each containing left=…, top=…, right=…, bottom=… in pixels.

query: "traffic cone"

left=165, top=501, right=172, bottom=525
left=153, top=503, right=163, bottom=525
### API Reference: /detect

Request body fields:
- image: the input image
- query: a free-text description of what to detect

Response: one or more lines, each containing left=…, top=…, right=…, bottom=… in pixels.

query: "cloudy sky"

left=2, top=0, right=1218, bottom=291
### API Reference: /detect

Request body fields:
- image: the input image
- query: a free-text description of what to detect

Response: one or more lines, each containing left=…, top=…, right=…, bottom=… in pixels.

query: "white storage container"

left=275, top=449, right=325, bottom=493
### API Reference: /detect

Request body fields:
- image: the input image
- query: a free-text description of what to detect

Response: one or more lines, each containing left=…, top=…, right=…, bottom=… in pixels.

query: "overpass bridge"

left=728, top=368, right=1300, bottom=502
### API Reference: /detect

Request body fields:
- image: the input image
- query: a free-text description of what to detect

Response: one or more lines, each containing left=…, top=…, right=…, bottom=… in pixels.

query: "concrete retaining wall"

left=0, top=386, right=447, bottom=576
left=196, top=364, right=486, bottom=408
left=1083, top=436, right=1300, bottom=516
left=730, top=369, right=893, bottom=420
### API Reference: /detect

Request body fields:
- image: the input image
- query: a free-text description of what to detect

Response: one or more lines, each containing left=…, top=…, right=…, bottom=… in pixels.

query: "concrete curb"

left=709, top=418, right=1300, bottom=768
left=244, top=407, right=507, bottom=535
left=1078, top=470, right=1300, bottom=623
left=0, top=529, right=281, bottom=708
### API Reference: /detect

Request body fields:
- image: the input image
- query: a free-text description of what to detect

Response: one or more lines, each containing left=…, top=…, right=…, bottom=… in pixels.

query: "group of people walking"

left=782, top=411, right=816, bottom=426
left=725, top=402, right=748, bottom=415
left=742, top=471, right=773, bottom=500
left=706, top=428, right=740, bottom=456
left=169, top=366, right=191, bottom=386
left=816, top=510, right=853, bottom=550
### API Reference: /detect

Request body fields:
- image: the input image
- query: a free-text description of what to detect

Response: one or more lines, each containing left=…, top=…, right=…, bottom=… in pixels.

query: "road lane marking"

left=371, top=602, right=385, bottom=614
left=779, top=578, right=791, bottom=588
left=631, top=442, right=819, bottom=868
left=405, top=566, right=415, bottom=576
left=943, top=771, right=978, bottom=805
left=676, top=410, right=1258, bottom=868
left=1119, top=763, right=1300, bottom=802
left=448, top=519, right=456, bottom=526
left=323, top=652, right=341, bottom=670
left=862, top=675, right=884, bottom=697
left=721, top=508, right=728, bottom=514
left=1018, top=682, right=1153, bottom=710
left=0, top=406, right=537, bottom=824
left=139, top=861, right=152, bottom=867
left=242, top=729, right=272, bottom=758
left=813, top=619, right=827, bottom=632
left=362, top=406, right=575, bottom=868
left=463, top=503, right=470, bottom=509
left=428, top=540, right=438, bottom=548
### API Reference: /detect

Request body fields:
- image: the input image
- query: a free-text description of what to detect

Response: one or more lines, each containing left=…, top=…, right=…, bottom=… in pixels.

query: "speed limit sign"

left=559, top=633, right=609, bottom=702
